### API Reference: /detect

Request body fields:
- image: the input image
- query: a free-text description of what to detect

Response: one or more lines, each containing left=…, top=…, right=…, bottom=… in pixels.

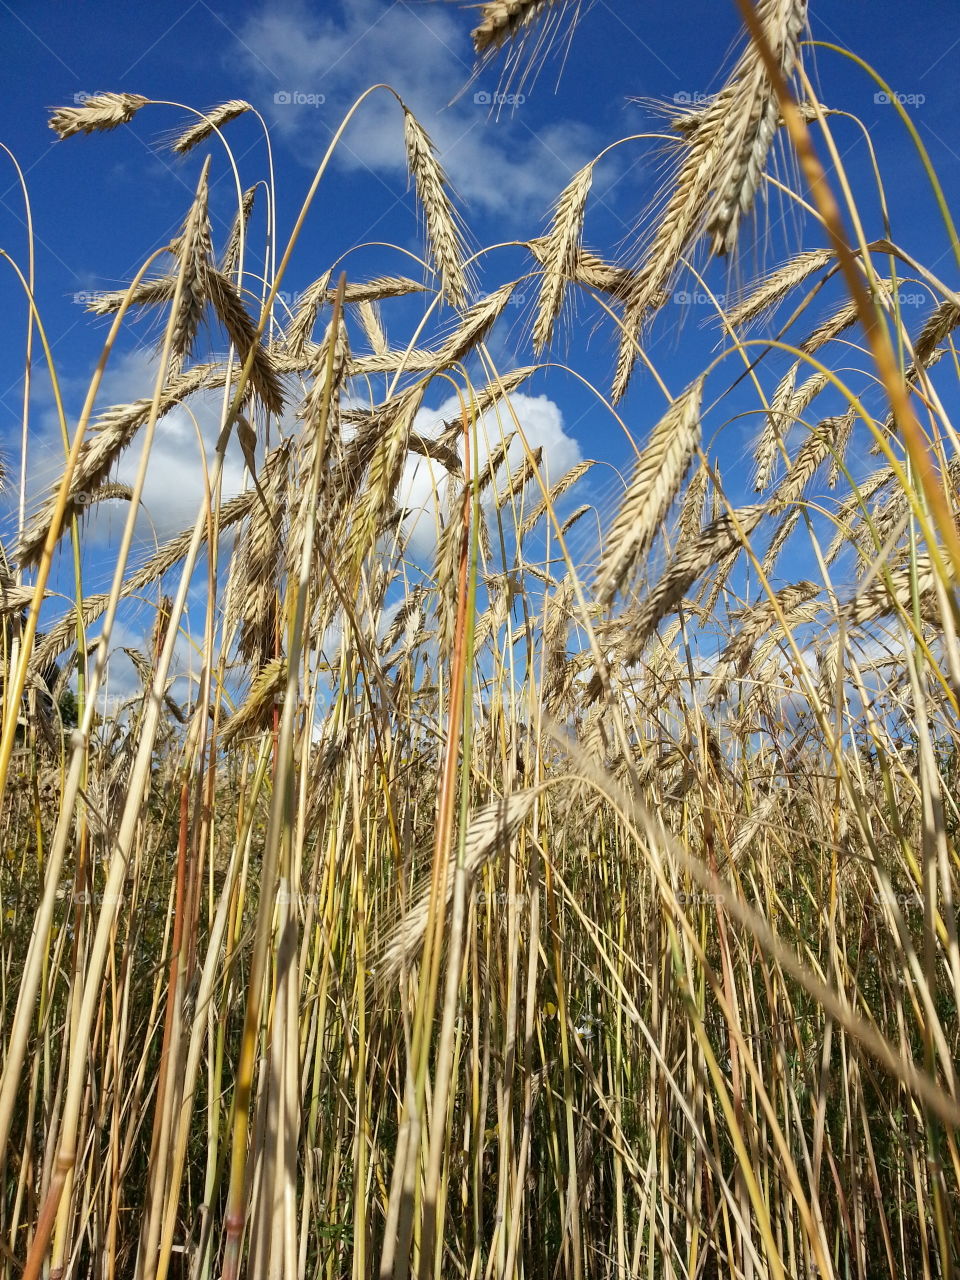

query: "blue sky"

left=1, top=0, right=958, bottom=697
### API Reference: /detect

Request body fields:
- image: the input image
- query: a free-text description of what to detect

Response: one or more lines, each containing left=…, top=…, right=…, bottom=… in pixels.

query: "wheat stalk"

left=407, top=433, right=463, bottom=478
left=912, top=297, right=960, bottom=367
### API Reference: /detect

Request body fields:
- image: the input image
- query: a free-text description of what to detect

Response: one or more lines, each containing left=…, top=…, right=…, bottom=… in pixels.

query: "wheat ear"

left=403, top=110, right=468, bottom=307
left=378, top=790, right=537, bottom=981
left=169, top=162, right=215, bottom=362
left=471, top=0, right=569, bottom=53
left=533, top=162, right=594, bottom=351
left=221, top=186, right=257, bottom=276
left=727, top=247, right=833, bottom=328
left=597, top=377, right=705, bottom=603
left=706, top=0, right=808, bottom=255
left=519, top=459, right=596, bottom=539
left=708, top=580, right=819, bottom=703
left=171, top=100, right=252, bottom=154
left=49, top=92, right=148, bottom=139
left=620, top=504, right=768, bottom=659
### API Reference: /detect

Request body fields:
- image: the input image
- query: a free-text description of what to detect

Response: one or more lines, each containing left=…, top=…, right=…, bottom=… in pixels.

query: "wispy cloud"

left=233, top=1, right=599, bottom=222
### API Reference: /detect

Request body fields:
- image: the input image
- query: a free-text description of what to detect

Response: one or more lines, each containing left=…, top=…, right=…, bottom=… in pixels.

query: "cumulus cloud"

left=233, top=1, right=599, bottom=221
left=22, top=345, right=252, bottom=565
left=397, top=389, right=582, bottom=565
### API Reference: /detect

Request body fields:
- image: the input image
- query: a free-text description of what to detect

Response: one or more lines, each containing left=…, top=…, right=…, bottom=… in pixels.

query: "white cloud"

left=22, top=346, right=252, bottom=567
left=234, top=1, right=599, bottom=221
left=398, top=389, right=582, bottom=565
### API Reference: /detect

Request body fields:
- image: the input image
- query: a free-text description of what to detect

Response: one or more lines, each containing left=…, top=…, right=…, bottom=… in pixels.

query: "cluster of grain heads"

left=708, top=580, right=820, bottom=704
left=618, top=503, right=768, bottom=662
left=611, top=0, right=808, bottom=401
left=0, top=8, right=957, bottom=1275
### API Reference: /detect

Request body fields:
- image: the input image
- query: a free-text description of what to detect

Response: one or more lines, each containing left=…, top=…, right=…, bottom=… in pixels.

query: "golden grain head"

left=49, top=92, right=149, bottom=139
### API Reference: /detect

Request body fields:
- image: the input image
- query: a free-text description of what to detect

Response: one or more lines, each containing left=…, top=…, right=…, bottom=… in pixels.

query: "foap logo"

left=874, top=90, right=925, bottom=107
left=477, top=289, right=527, bottom=307
left=473, top=89, right=526, bottom=107
left=674, top=289, right=726, bottom=307
left=872, top=889, right=925, bottom=911
left=274, top=90, right=326, bottom=107
left=672, top=90, right=712, bottom=106
left=73, top=91, right=93, bottom=105
left=73, top=290, right=108, bottom=306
